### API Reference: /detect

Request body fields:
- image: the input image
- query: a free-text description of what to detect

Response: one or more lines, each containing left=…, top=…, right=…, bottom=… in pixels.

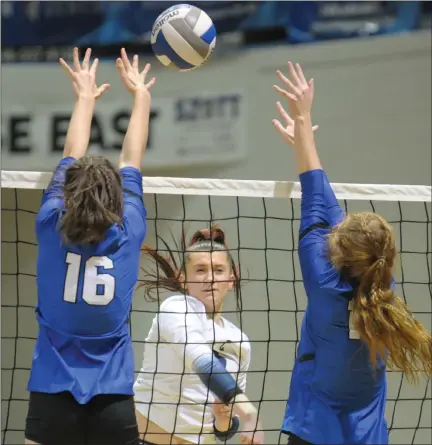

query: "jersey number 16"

left=63, top=252, right=115, bottom=306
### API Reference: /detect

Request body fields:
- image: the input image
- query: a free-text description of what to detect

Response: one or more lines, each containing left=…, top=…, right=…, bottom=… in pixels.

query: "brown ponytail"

left=329, top=212, right=431, bottom=383
left=60, top=156, right=123, bottom=245
left=353, top=258, right=431, bottom=382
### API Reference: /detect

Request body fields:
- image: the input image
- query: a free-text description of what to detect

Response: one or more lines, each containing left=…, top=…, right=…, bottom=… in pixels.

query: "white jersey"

left=134, top=294, right=251, bottom=444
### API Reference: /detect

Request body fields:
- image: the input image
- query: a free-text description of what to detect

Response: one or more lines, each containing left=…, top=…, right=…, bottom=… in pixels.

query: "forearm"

left=294, top=113, right=322, bottom=174
left=194, top=355, right=256, bottom=419
left=119, top=89, right=151, bottom=169
left=230, top=393, right=257, bottom=419
left=193, top=354, right=240, bottom=404
left=64, top=95, right=96, bottom=159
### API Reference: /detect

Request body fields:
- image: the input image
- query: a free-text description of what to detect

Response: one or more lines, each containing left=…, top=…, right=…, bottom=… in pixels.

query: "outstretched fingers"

left=295, top=62, right=308, bottom=86
left=145, top=76, right=156, bottom=90
left=89, top=57, right=99, bottom=76
left=308, top=78, right=315, bottom=100
left=132, top=54, right=139, bottom=71
left=120, top=48, right=132, bottom=71
left=116, top=58, right=127, bottom=76
left=95, top=83, right=111, bottom=99
left=72, top=47, right=81, bottom=72
left=277, top=69, right=301, bottom=96
left=66, top=47, right=96, bottom=75
left=276, top=101, right=293, bottom=126
left=287, top=61, right=303, bottom=88
left=59, top=58, right=75, bottom=79
left=139, top=63, right=155, bottom=89
left=273, top=84, right=297, bottom=102
left=141, top=63, right=155, bottom=89
left=141, top=63, right=151, bottom=78
left=81, top=48, right=91, bottom=71
left=271, top=119, right=289, bottom=138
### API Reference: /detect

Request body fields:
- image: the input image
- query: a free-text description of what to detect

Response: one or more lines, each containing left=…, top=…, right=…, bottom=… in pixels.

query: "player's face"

left=184, top=251, right=234, bottom=312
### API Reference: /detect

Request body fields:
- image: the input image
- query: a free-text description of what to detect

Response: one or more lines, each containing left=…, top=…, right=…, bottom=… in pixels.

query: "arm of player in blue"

left=298, top=170, right=349, bottom=291
left=299, top=169, right=344, bottom=236
left=322, top=171, right=345, bottom=227
left=193, top=354, right=241, bottom=405
left=41, top=157, right=76, bottom=205
left=120, top=166, right=147, bottom=242
left=37, top=157, right=76, bottom=231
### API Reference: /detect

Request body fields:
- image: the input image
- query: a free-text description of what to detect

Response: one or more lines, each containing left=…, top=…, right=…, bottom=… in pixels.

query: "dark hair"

left=138, top=225, right=242, bottom=311
left=59, top=156, right=123, bottom=245
left=328, top=211, right=431, bottom=382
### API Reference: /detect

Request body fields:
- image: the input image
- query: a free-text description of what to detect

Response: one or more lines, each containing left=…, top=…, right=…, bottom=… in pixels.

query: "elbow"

left=192, top=354, right=242, bottom=405
left=66, top=146, right=88, bottom=161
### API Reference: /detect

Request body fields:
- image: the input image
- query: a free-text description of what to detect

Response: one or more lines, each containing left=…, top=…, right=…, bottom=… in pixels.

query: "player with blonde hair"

left=272, top=62, right=431, bottom=445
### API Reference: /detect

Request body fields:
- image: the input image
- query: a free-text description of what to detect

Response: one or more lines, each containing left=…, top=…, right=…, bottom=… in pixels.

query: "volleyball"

left=151, top=4, right=216, bottom=71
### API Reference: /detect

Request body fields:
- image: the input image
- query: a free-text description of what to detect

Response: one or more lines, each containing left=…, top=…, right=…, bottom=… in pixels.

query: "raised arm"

left=59, top=47, right=110, bottom=160
left=273, top=63, right=320, bottom=175
left=273, top=62, right=344, bottom=231
left=40, top=48, right=110, bottom=209
left=114, top=49, right=155, bottom=243
left=116, top=48, right=156, bottom=170
left=159, top=298, right=263, bottom=444
left=272, top=62, right=345, bottom=289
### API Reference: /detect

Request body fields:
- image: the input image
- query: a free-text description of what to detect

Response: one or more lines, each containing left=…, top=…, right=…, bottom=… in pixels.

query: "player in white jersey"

left=134, top=226, right=264, bottom=445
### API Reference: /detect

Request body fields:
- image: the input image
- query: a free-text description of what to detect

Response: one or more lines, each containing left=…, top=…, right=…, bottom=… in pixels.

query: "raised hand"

left=273, top=61, right=315, bottom=117
left=116, top=48, right=156, bottom=96
left=273, top=100, right=319, bottom=146
left=59, top=47, right=110, bottom=100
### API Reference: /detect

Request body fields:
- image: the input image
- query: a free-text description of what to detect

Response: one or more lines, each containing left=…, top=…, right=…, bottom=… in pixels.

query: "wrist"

left=231, top=394, right=257, bottom=418
left=295, top=113, right=312, bottom=122
left=214, top=416, right=232, bottom=432
left=76, top=94, right=96, bottom=103
left=132, top=87, right=150, bottom=99
left=214, top=416, right=239, bottom=441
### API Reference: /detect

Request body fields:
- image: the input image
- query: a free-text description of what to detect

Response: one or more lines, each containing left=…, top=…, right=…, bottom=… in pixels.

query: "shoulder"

left=156, top=295, right=207, bottom=336
left=299, top=235, right=353, bottom=294
left=159, top=294, right=206, bottom=315
left=222, top=318, right=251, bottom=353
left=223, top=317, right=249, bottom=338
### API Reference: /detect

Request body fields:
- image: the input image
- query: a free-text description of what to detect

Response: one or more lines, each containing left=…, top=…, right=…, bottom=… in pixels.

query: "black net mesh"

left=1, top=185, right=431, bottom=444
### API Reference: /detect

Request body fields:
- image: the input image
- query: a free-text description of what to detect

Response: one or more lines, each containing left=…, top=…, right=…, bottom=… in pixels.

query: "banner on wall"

left=1, top=1, right=422, bottom=63
left=1, top=1, right=260, bottom=62
left=1, top=93, right=247, bottom=172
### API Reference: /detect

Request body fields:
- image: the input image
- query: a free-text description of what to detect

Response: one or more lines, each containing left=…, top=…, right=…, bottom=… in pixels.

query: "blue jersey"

left=282, top=169, right=388, bottom=445
left=28, top=157, right=146, bottom=404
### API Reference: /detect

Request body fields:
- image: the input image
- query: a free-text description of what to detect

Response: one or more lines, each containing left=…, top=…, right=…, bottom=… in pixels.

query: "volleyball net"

left=1, top=170, right=431, bottom=445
